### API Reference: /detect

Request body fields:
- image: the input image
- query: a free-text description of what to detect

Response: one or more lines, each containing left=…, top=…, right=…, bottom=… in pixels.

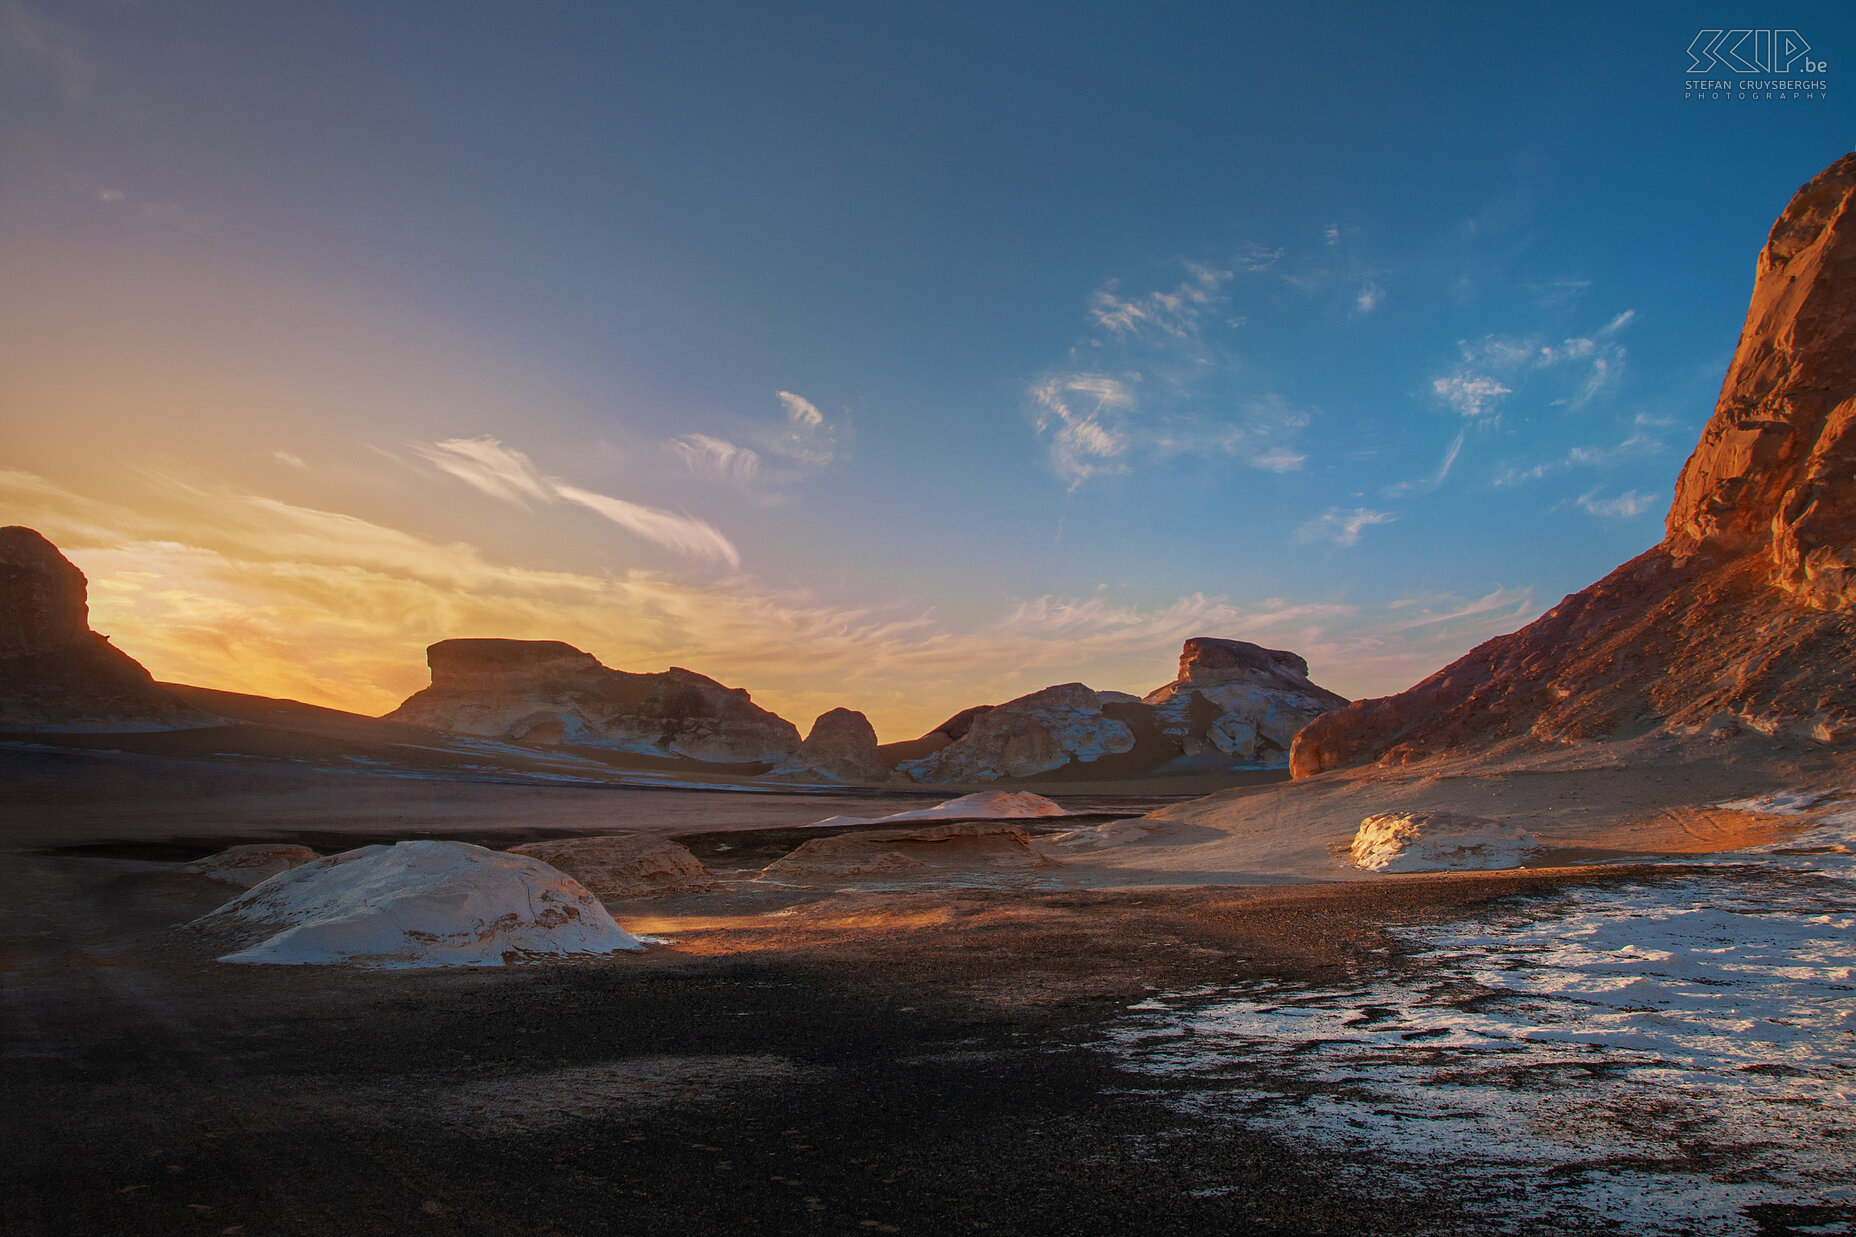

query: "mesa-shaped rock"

left=1142, top=637, right=1350, bottom=763
left=385, top=638, right=801, bottom=765
left=1292, top=152, right=1856, bottom=777
left=0, top=526, right=217, bottom=731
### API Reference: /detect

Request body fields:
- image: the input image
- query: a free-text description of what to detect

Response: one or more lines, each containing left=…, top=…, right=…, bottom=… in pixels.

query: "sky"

left=1, top=2, right=1850, bottom=740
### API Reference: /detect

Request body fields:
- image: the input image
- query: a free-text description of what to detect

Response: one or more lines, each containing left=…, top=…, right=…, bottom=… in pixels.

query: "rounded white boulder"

left=196, top=839, right=643, bottom=967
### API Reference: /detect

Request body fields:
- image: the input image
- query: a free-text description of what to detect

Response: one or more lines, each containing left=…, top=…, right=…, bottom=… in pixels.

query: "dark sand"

left=2, top=740, right=1803, bottom=1236
left=5, top=852, right=1659, bottom=1234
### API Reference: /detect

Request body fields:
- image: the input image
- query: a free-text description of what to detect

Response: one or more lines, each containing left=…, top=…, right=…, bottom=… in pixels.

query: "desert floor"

left=4, top=742, right=1853, bottom=1236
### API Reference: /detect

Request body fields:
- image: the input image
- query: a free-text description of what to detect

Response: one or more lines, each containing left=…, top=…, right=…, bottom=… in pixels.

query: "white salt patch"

left=806, top=791, right=1076, bottom=829
left=197, top=840, right=642, bottom=967
left=1715, top=788, right=1842, bottom=815
left=1104, top=836, right=1856, bottom=1233
left=1043, top=819, right=1153, bottom=850
left=1350, top=810, right=1541, bottom=872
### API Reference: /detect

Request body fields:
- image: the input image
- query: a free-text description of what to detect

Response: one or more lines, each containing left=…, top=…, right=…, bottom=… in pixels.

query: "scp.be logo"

left=1686, top=29, right=1824, bottom=73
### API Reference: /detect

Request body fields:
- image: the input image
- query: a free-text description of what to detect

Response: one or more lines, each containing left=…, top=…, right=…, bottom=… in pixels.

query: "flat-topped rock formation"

left=385, top=637, right=801, bottom=765
left=1293, top=151, right=1856, bottom=777
left=0, top=526, right=217, bottom=731
left=1143, top=637, right=1350, bottom=763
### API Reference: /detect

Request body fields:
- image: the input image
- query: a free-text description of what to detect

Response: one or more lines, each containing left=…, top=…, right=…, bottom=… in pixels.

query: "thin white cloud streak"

left=777, top=390, right=824, bottom=428
left=1576, top=489, right=1657, bottom=519
left=414, top=436, right=553, bottom=506
left=1494, top=433, right=1662, bottom=487
left=669, top=433, right=760, bottom=483
left=552, top=484, right=741, bottom=568
left=1384, top=429, right=1466, bottom=498
left=763, top=390, right=841, bottom=468
left=1295, top=507, right=1395, bottom=548
left=414, top=436, right=740, bottom=566
left=2, top=468, right=1540, bottom=736
left=1429, top=316, right=1633, bottom=424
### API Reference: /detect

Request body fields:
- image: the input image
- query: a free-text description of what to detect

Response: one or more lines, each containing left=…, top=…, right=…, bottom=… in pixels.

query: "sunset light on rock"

left=5, top=6, right=1854, bottom=1235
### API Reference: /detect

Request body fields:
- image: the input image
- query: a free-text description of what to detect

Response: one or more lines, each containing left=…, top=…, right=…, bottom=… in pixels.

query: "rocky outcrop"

left=770, top=707, right=889, bottom=782
left=385, top=638, right=801, bottom=765
left=758, top=821, right=1054, bottom=884
left=0, top=526, right=216, bottom=731
left=1292, top=153, right=1856, bottom=777
left=894, top=640, right=1347, bottom=783
left=808, top=790, right=1077, bottom=828
left=182, top=844, right=320, bottom=888
left=507, top=835, right=718, bottom=899
left=895, top=683, right=1138, bottom=782
left=1142, top=637, right=1349, bottom=763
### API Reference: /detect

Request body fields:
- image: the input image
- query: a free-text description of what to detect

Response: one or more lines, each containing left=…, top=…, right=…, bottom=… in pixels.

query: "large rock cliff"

left=1291, top=152, right=1856, bottom=777
left=0, top=526, right=215, bottom=730
left=385, top=637, right=802, bottom=765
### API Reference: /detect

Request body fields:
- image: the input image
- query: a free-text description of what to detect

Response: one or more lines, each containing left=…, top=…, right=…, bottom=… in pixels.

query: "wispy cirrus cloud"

left=1030, top=261, right=1316, bottom=486
left=1494, top=431, right=1663, bottom=487
left=414, top=436, right=740, bottom=567
left=1295, top=506, right=1396, bottom=547
left=669, top=433, right=760, bottom=483
left=1429, top=311, right=1633, bottom=425
left=1575, top=488, right=1658, bottom=519
left=657, top=391, right=843, bottom=494
left=3, top=467, right=1542, bottom=738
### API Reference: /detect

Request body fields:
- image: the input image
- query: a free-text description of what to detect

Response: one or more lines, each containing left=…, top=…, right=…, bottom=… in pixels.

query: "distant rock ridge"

left=894, top=638, right=1347, bottom=783
left=385, top=637, right=801, bottom=764
left=1292, top=151, right=1856, bottom=777
left=0, top=526, right=216, bottom=731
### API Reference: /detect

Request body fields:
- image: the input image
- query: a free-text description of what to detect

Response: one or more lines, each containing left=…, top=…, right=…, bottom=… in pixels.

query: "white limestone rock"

left=196, top=840, right=643, bottom=966
left=1350, top=811, right=1542, bottom=873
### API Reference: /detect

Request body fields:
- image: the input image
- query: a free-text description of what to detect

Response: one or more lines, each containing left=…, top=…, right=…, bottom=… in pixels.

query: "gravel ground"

left=0, top=837, right=1684, bottom=1237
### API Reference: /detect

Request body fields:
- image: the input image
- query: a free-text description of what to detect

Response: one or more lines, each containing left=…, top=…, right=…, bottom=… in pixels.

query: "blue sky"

left=2, top=2, right=1850, bottom=737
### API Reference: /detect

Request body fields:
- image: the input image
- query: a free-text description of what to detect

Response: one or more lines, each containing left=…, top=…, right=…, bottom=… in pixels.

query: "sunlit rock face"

left=0, top=526, right=216, bottom=731
left=1142, top=638, right=1349, bottom=764
left=386, top=637, right=801, bottom=764
left=770, top=707, right=889, bottom=783
left=1292, top=153, right=1856, bottom=778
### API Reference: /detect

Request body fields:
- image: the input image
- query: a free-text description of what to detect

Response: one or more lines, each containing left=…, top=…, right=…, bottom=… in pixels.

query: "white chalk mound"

left=197, top=840, right=643, bottom=967
left=808, top=790, right=1076, bottom=828
left=1351, top=811, right=1541, bottom=873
